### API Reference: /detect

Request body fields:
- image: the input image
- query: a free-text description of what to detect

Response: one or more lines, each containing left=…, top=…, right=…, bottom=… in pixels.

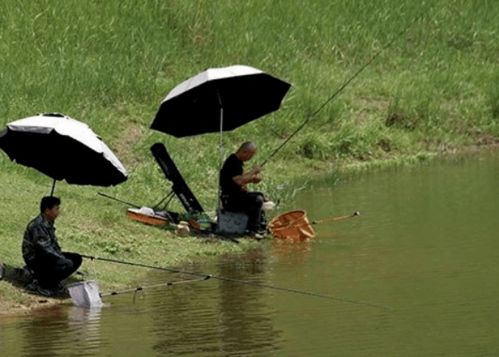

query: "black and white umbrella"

left=150, top=64, right=290, bottom=208
left=0, top=113, right=128, bottom=195
left=151, top=64, right=291, bottom=137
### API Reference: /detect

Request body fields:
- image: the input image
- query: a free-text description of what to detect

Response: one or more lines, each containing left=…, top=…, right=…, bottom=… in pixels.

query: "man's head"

left=40, top=196, right=61, bottom=222
left=235, top=141, right=257, bottom=162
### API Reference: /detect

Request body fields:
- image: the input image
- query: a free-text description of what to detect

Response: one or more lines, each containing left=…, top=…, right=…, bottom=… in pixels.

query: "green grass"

left=0, top=0, right=498, bottom=311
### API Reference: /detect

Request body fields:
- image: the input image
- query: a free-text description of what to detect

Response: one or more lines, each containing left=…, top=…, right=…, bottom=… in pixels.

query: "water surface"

left=1, top=150, right=498, bottom=356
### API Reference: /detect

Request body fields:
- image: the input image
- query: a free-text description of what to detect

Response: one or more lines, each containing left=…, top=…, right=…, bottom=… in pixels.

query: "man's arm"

left=31, top=226, right=68, bottom=264
left=233, top=166, right=262, bottom=187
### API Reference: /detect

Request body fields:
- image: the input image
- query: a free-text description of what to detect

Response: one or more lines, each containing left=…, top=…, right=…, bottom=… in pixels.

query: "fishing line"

left=260, top=11, right=426, bottom=168
left=82, top=254, right=391, bottom=310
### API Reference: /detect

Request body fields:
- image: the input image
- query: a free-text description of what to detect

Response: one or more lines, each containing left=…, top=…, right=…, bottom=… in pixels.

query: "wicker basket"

left=268, top=210, right=316, bottom=240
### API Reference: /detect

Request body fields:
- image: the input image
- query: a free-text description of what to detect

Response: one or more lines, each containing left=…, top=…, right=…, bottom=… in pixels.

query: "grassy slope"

left=0, top=0, right=498, bottom=311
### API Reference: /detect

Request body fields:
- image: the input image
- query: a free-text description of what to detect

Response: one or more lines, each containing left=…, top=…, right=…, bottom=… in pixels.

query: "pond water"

left=1, top=150, right=498, bottom=356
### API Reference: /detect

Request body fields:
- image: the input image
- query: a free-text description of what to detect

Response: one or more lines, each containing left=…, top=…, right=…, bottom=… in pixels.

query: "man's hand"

left=233, top=166, right=263, bottom=187
left=251, top=173, right=262, bottom=183
left=250, top=165, right=262, bottom=174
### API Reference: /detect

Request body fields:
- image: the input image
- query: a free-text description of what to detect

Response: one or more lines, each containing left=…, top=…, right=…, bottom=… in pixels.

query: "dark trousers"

left=223, top=192, right=264, bottom=232
left=27, top=252, right=82, bottom=288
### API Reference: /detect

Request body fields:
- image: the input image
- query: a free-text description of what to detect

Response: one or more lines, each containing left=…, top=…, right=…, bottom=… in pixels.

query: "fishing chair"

left=215, top=208, right=250, bottom=235
left=216, top=193, right=269, bottom=235
left=150, top=143, right=205, bottom=215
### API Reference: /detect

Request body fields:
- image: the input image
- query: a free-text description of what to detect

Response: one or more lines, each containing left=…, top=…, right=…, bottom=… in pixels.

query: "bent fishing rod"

left=260, top=13, right=424, bottom=168
left=81, top=253, right=390, bottom=310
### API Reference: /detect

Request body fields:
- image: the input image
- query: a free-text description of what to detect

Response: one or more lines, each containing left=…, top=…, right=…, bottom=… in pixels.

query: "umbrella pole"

left=217, top=105, right=224, bottom=212
left=50, top=179, right=57, bottom=197
left=215, top=87, right=225, bottom=213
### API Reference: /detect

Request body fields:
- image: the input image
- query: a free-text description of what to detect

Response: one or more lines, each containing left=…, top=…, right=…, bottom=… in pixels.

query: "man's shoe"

left=25, top=279, right=40, bottom=293
left=25, top=279, right=63, bottom=297
left=37, top=284, right=67, bottom=298
left=14, top=266, right=33, bottom=282
left=36, top=286, right=58, bottom=298
left=251, top=232, right=265, bottom=240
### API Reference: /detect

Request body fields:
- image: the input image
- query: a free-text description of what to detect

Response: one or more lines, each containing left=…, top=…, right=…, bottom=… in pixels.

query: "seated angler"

left=220, top=141, right=266, bottom=236
left=22, top=196, right=82, bottom=296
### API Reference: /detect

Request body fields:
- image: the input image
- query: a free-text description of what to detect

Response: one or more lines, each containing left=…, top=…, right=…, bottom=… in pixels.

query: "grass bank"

left=0, top=0, right=498, bottom=313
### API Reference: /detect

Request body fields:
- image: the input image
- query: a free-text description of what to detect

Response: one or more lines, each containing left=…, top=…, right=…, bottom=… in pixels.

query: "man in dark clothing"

left=220, top=142, right=265, bottom=234
left=22, top=196, right=82, bottom=296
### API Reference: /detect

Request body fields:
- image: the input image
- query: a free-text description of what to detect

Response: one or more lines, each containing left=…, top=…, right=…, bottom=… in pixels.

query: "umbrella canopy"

left=0, top=113, right=127, bottom=187
left=150, top=65, right=291, bottom=137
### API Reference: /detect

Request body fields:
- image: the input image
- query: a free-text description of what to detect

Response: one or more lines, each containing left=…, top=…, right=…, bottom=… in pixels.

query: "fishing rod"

left=98, top=192, right=141, bottom=208
left=270, top=212, right=360, bottom=234
left=66, top=276, right=210, bottom=307
left=260, top=13, right=424, bottom=168
left=81, top=253, right=390, bottom=310
left=281, top=211, right=360, bottom=226
left=97, top=192, right=178, bottom=222
left=311, top=211, right=360, bottom=225
left=101, top=276, right=211, bottom=298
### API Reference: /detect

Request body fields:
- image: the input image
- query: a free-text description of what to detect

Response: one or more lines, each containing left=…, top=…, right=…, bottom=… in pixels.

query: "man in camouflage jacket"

left=23, top=196, right=82, bottom=294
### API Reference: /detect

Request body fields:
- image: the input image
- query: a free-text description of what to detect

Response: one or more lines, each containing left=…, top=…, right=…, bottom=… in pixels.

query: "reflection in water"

left=150, top=249, right=283, bottom=355
left=18, top=305, right=102, bottom=356
left=67, top=307, right=103, bottom=354
left=216, top=249, right=281, bottom=355
left=0, top=249, right=285, bottom=356
left=271, top=238, right=313, bottom=264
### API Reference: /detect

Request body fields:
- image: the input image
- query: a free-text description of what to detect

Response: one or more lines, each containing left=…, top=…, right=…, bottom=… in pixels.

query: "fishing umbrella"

left=0, top=113, right=128, bottom=195
left=150, top=64, right=291, bottom=137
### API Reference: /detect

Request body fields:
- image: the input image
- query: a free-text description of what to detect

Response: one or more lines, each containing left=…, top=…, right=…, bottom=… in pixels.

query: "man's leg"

left=243, top=192, right=264, bottom=232
left=50, top=252, right=82, bottom=284
left=34, top=253, right=82, bottom=289
left=31, top=263, right=59, bottom=290
left=225, top=192, right=264, bottom=233
left=61, top=252, right=82, bottom=278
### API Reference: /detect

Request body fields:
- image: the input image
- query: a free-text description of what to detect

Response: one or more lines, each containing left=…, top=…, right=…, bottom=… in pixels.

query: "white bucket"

left=67, top=280, right=103, bottom=308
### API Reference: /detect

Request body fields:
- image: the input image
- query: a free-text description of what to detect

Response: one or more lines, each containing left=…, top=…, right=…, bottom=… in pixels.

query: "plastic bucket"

left=67, top=280, right=103, bottom=308
left=268, top=210, right=316, bottom=240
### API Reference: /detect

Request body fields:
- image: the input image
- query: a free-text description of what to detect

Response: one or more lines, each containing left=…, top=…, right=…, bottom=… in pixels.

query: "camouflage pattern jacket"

left=22, top=215, right=64, bottom=265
